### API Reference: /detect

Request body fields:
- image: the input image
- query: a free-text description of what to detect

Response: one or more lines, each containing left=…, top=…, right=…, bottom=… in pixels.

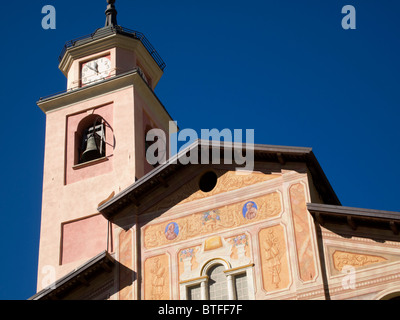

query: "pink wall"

left=61, top=214, right=109, bottom=265
left=134, top=90, right=170, bottom=178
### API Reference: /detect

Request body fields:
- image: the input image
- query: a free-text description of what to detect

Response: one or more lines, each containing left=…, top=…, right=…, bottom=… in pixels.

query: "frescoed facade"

left=31, top=1, right=400, bottom=301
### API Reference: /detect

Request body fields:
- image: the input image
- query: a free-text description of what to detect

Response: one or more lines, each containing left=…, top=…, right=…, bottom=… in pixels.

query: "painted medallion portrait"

left=165, top=222, right=179, bottom=240
left=242, top=201, right=258, bottom=220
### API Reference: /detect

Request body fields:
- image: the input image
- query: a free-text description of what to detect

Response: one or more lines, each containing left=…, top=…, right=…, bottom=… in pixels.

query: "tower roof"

left=58, top=1, right=166, bottom=71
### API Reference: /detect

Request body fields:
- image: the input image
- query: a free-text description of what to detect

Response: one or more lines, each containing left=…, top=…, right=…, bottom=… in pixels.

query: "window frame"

left=180, top=260, right=255, bottom=300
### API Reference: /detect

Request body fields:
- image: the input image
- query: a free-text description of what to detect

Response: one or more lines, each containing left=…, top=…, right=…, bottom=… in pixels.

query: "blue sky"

left=0, top=0, right=399, bottom=300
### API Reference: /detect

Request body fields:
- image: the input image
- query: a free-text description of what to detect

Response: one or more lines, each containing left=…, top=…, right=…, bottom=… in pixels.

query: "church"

left=30, top=1, right=400, bottom=300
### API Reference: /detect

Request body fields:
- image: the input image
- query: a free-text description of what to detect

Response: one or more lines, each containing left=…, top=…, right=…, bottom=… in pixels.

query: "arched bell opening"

left=76, top=114, right=107, bottom=165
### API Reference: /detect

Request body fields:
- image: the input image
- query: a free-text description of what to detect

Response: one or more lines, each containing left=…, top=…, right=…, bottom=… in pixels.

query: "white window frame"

left=180, top=276, right=209, bottom=300
left=180, top=259, right=255, bottom=300
left=224, top=264, right=255, bottom=300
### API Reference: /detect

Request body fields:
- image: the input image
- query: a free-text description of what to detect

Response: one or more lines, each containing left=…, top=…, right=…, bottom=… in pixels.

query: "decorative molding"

left=332, top=250, right=387, bottom=272
left=296, top=288, right=326, bottom=300
left=321, top=230, right=400, bottom=249
left=179, top=275, right=208, bottom=286
left=328, top=272, right=400, bottom=298
left=224, top=263, right=255, bottom=275
left=200, top=258, right=231, bottom=277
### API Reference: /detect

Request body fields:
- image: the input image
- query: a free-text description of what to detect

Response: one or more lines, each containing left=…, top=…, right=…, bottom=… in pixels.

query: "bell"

left=81, top=135, right=101, bottom=163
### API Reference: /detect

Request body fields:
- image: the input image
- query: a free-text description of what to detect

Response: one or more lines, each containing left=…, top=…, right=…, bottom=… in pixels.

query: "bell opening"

left=79, top=123, right=106, bottom=164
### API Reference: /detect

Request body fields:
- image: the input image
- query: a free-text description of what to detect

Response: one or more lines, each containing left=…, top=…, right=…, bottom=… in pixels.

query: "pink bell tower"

left=36, top=0, right=176, bottom=292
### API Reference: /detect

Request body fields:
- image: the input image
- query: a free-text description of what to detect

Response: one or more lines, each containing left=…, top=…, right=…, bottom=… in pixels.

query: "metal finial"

left=105, top=0, right=118, bottom=27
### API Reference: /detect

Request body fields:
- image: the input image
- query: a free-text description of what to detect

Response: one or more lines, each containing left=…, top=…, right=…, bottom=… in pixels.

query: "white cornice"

left=37, top=70, right=173, bottom=125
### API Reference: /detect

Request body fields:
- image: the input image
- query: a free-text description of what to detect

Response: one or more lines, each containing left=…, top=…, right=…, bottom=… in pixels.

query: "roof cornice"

left=29, top=251, right=115, bottom=300
left=307, top=203, right=400, bottom=234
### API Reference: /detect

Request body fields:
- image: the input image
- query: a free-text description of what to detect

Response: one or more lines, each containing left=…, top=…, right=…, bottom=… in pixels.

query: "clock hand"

left=93, top=62, right=99, bottom=74
left=86, top=62, right=99, bottom=74
left=86, top=65, right=96, bottom=72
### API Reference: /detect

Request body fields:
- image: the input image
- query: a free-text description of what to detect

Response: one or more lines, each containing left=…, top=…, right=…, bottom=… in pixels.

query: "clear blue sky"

left=0, top=0, right=399, bottom=300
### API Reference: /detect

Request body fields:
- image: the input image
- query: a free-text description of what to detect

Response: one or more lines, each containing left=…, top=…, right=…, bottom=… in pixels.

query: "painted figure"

left=263, top=231, right=281, bottom=288
left=150, top=258, right=166, bottom=300
left=243, top=201, right=258, bottom=220
left=165, top=222, right=179, bottom=240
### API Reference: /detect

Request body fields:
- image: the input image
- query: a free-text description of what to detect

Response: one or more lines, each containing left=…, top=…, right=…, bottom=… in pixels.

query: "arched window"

left=183, top=260, right=254, bottom=300
left=207, top=264, right=229, bottom=300
left=379, top=292, right=400, bottom=300
left=76, top=115, right=106, bottom=164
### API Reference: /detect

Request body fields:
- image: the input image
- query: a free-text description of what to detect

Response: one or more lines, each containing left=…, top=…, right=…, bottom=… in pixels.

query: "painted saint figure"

left=243, top=201, right=258, bottom=220
left=165, top=222, right=179, bottom=240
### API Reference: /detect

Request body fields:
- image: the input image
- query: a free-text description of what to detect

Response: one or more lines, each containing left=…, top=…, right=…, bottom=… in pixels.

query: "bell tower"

left=36, top=0, right=176, bottom=292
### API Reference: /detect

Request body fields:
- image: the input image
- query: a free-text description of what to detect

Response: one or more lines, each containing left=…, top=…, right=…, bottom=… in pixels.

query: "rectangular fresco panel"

left=289, top=183, right=317, bottom=282
left=144, top=254, right=170, bottom=300
left=144, top=191, right=282, bottom=249
left=259, top=225, right=290, bottom=292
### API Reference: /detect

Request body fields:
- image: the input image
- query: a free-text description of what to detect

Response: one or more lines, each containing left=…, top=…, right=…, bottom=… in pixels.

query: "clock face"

left=81, top=56, right=111, bottom=86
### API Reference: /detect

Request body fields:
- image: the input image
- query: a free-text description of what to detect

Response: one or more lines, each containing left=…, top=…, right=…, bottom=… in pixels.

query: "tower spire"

left=105, top=0, right=118, bottom=27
